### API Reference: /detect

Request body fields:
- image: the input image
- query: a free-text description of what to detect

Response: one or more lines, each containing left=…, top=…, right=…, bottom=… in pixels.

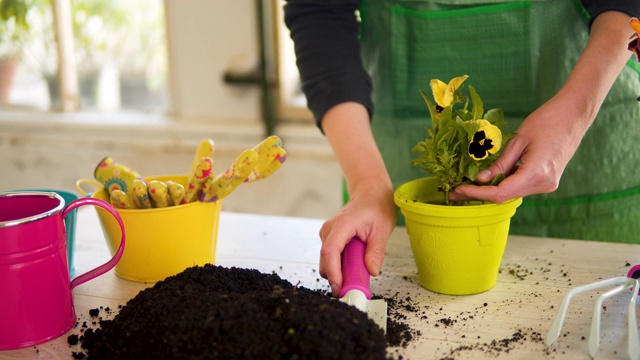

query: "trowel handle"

left=339, top=237, right=371, bottom=299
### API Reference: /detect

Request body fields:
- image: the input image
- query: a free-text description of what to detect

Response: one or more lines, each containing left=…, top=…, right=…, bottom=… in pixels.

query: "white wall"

left=0, top=0, right=343, bottom=220
left=165, top=0, right=262, bottom=122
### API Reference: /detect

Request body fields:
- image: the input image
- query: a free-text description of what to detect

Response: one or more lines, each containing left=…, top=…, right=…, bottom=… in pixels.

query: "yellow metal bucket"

left=77, top=175, right=221, bottom=283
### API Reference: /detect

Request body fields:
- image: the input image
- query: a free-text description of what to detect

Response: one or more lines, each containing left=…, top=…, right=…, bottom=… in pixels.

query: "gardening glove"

left=148, top=180, right=170, bottom=208
left=184, top=157, right=214, bottom=203
left=130, top=179, right=152, bottom=209
left=199, top=149, right=259, bottom=202
left=166, top=180, right=186, bottom=206
left=189, top=139, right=215, bottom=177
left=245, top=136, right=287, bottom=182
left=94, top=157, right=143, bottom=197
left=110, top=189, right=134, bottom=209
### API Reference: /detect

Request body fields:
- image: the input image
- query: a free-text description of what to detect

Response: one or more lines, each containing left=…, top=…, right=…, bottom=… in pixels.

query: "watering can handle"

left=63, top=197, right=126, bottom=289
left=339, top=237, right=371, bottom=299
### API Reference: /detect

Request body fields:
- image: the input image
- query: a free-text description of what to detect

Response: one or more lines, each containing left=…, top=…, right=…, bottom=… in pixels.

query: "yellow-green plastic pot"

left=394, top=177, right=522, bottom=295
left=79, top=175, right=221, bottom=283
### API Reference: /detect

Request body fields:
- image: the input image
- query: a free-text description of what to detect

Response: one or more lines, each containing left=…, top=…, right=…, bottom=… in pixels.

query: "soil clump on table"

left=74, top=264, right=388, bottom=359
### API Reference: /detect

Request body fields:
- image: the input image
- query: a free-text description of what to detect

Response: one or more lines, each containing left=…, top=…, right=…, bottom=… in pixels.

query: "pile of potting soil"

left=77, top=264, right=387, bottom=360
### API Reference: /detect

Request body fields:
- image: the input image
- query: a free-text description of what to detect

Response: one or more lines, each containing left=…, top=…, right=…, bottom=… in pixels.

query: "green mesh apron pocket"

left=390, top=2, right=533, bottom=119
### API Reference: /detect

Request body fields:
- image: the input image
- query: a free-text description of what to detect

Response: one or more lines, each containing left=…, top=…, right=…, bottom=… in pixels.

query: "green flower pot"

left=394, top=177, right=522, bottom=295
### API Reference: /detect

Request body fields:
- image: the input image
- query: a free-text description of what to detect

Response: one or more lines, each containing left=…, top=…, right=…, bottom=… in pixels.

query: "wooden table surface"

left=2, top=208, right=640, bottom=360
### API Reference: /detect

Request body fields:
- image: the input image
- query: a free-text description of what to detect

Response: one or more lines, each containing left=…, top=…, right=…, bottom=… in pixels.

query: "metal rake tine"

left=547, top=277, right=636, bottom=347
left=588, top=284, right=627, bottom=357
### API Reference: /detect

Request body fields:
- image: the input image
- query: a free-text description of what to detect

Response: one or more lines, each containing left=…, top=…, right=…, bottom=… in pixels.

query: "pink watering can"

left=0, top=191, right=125, bottom=350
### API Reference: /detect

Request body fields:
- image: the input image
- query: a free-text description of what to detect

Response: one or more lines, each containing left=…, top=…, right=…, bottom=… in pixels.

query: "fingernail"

left=371, top=260, right=381, bottom=275
left=330, top=283, right=340, bottom=296
left=478, top=170, right=491, bottom=179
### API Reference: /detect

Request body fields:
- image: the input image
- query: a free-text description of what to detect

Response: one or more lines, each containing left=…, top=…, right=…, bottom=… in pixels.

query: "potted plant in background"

left=393, top=75, right=523, bottom=295
left=28, top=0, right=129, bottom=109
left=115, top=0, right=167, bottom=111
left=66, top=0, right=127, bottom=108
left=0, top=0, right=34, bottom=105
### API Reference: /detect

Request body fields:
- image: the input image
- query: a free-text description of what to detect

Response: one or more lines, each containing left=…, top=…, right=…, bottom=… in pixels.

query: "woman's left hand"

left=450, top=94, right=586, bottom=203
left=451, top=10, right=636, bottom=204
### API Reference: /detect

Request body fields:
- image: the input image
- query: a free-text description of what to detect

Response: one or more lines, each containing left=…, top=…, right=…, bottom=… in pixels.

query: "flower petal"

left=430, top=79, right=448, bottom=107
left=482, top=124, right=502, bottom=153
left=443, top=75, right=469, bottom=107
left=448, top=75, right=469, bottom=89
left=468, top=140, right=488, bottom=160
left=631, top=17, right=640, bottom=34
left=468, top=119, right=503, bottom=160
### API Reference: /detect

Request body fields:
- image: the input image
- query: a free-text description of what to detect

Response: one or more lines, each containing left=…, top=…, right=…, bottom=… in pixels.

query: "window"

left=0, top=0, right=310, bottom=131
left=274, top=0, right=311, bottom=122
left=2, top=0, right=168, bottom=113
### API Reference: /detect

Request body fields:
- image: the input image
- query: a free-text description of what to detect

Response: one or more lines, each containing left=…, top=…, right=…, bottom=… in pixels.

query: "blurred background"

left=0, top=0, right=342, bottom=219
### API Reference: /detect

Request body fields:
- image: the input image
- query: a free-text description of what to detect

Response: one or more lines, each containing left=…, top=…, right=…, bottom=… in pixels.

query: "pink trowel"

left=339, top=237, right=387, bottom=333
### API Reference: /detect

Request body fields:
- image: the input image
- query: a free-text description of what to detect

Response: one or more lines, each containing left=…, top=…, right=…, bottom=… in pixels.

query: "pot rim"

left=0, top=192, right=64, bottom=228
left=393, top=177, right=523, bottom=216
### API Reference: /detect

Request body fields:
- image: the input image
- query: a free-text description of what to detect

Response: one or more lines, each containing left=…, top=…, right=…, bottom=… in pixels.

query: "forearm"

left=322, top=102, right=392, bottom=197
left=558, top=11, right=635, bottom=133
left=284, top=0, right=373, bottom=128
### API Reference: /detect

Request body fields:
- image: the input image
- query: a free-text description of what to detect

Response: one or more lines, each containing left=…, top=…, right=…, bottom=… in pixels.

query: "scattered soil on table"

left=382, top=266, right=560, bottom=359
left=66, top=258, right=577, bottom=359
left=439, top=328, right=545, bottom=359
left=69, top=264, right=388, bottom=359
left=385, top=294, right=422, bottom=349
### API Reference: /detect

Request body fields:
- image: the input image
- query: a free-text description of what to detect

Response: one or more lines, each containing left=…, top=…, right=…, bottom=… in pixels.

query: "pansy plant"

left=411, top=75, right=515, bottom=205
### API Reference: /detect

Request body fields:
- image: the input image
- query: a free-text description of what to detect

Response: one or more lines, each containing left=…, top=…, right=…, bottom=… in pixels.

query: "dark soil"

left=72, top=264, right=388, bottom=360
left=384, top=295, right=421, bottom=348
left=440, top=328, right=545, bottom=359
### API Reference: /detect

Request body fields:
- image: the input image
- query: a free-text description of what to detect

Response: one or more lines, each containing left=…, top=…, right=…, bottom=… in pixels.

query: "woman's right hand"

left=319, top=178, right=396, bottom=297
left=320, top=102, right=396, bottom=297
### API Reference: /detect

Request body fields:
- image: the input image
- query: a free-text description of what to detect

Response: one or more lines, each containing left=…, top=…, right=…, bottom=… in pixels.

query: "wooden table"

left=2, top=209, right=640, bottom=359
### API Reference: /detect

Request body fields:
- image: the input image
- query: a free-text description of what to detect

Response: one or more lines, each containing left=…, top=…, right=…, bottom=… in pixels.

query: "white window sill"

left=0, top=110, right=340, bottom=219
left=0, top=110, right=329, bottom=153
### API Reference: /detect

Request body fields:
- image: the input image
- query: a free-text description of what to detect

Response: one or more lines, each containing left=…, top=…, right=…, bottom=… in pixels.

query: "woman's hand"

left=450, top=94, right=586, bottom=203
left=319, top=180, right=396, bottom=296
left=451, top=11, right=635, bottom=203
left=320, top=102, right=396, bottom=296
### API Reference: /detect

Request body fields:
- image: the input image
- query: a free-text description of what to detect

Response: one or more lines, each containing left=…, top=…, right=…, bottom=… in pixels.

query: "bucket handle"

left=75, top=179, right=103, bottom=197
left=63, top=197, right=126, bottom=289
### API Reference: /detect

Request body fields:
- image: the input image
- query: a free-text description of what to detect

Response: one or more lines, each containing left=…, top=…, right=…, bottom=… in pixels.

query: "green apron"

left=359, top=0, right=640, bottom=243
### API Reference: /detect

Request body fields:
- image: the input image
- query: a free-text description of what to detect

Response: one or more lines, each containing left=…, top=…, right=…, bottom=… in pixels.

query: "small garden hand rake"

left=546, top=266, right=640, bottom=359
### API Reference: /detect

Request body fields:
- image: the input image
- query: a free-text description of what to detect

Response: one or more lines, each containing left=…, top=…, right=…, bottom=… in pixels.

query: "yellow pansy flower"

left=468, top=120, right=502, bottom=160
left=429, top=75, right=469, bottom=108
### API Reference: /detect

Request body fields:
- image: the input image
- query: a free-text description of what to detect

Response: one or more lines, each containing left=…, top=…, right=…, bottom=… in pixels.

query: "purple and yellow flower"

left=468, top=120, right=502, bottom=160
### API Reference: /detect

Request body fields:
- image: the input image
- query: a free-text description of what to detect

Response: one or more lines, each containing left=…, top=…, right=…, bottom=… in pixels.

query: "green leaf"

left=491, top=173, right=506, bottom=185
left=467, top=162, right=480, bottom=181
left=484, top=108, right=504, bottom=125
left=468, top=86, right=483, bottom=120
left=419, top=89, right=438, bottom=130
left=0, top=0, right=29, bottom=28
left=460, top=120, right=481, bottom=139
left=454, top=109, right=473, bottom=121
left=439, top=105, right=453, bottom=123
